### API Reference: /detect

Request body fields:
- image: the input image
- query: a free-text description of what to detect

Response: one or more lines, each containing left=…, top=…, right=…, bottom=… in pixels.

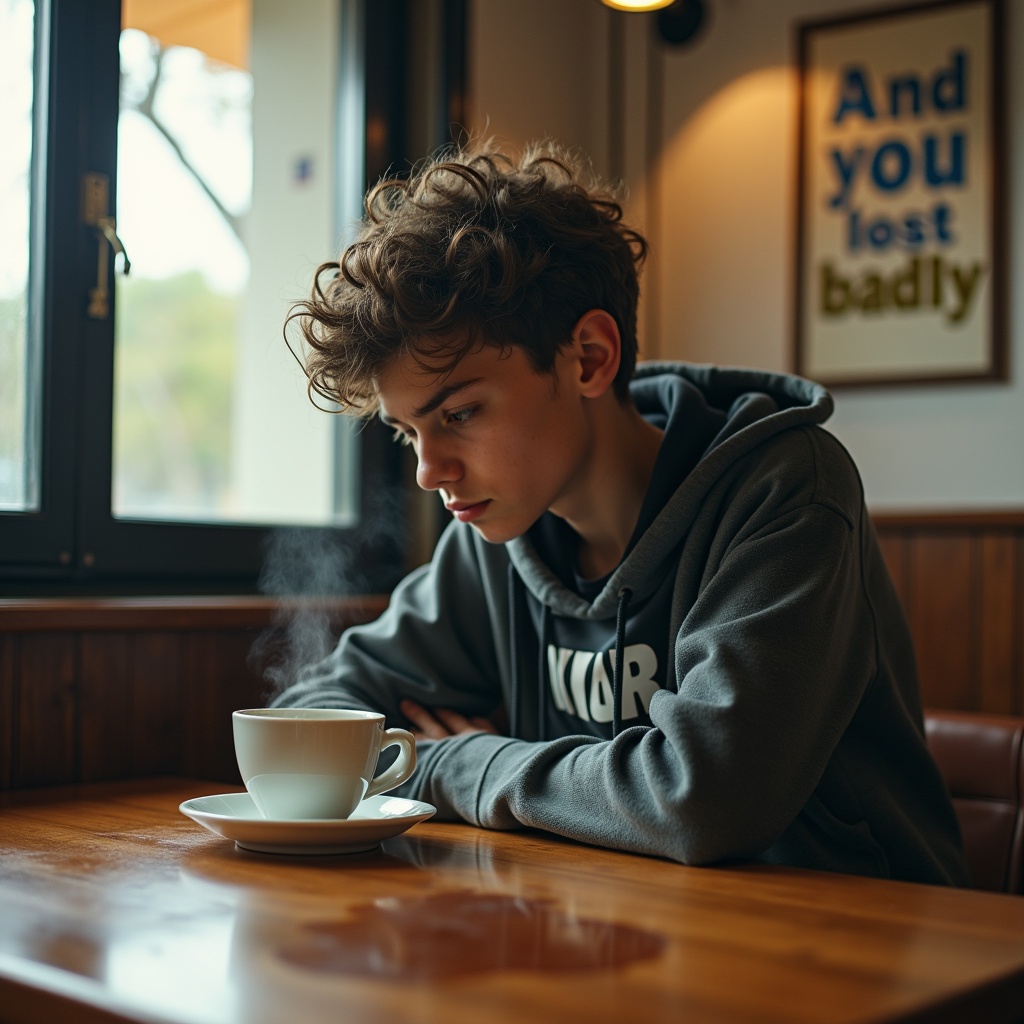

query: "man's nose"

left=415, top=437, right=462, bottom=492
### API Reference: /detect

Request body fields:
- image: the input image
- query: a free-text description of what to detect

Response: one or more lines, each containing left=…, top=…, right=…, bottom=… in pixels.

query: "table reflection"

left=6, top=783, right=1023, bottom=1024
left=181, top=829, right=666, bottom=983
left=276, top=889, right=665, bottom=980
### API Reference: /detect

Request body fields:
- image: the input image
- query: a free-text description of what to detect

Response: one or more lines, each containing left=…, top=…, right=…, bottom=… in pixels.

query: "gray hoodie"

left=273, top=362, right=969, bottom=886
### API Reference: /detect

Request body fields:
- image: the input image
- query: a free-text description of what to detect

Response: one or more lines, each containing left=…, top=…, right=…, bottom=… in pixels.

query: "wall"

left=469, top=0, right=1024, bottom=513
left=468, top=0, right=611, bottom=175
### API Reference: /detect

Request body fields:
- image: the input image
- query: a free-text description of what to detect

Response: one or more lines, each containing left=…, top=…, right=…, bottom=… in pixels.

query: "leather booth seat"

left=923, top=708, right=1024, bottom=894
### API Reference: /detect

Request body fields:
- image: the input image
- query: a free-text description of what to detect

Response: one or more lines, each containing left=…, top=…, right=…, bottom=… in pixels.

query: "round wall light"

left=602, top=0, right=675, bottom=11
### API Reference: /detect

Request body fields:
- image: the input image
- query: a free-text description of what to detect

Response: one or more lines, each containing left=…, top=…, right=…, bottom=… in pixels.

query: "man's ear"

left=571, top=309, right=621, bottom=398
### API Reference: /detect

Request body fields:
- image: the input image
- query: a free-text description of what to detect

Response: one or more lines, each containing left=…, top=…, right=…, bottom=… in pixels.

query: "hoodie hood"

left=506, top=363, right=833, bottom=619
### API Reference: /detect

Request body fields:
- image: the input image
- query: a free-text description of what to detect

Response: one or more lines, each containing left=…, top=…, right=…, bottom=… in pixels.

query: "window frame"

left=0, top=0, right=466, bottom=596
left=0, top=0, right=83, bottom=582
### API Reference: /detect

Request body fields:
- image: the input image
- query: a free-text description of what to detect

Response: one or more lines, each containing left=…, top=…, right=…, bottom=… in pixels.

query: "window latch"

left=81, top=172, right=131, bottom=320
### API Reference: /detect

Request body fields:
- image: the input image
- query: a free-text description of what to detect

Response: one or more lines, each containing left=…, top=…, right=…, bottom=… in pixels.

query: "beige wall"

left=468, top=0, right=611, bottom=173
left=468, top=0, right=1024, bottom=511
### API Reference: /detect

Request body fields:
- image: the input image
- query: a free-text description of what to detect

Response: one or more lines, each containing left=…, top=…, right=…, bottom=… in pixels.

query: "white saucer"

left=179, top=792, right=436, bottom=855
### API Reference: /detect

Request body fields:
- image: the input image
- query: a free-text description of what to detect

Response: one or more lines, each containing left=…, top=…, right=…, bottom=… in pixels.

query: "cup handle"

left=365, top=727, right=417, bottom=799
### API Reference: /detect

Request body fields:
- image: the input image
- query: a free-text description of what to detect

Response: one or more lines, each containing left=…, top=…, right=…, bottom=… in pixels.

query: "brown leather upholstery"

left=923, top=709, right=1024, bottom=894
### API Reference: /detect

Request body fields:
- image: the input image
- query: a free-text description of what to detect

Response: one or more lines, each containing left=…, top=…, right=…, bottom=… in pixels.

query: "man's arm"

left=400, top=700, right=498, bottom=738
left=399, top=501, right=877, bottom=864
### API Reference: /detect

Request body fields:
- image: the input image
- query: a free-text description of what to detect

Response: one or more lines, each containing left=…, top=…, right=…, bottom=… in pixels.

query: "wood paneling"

left=0, top=595, right=387, bottom=632
left=129, top=633, right=185, bottom=777
left=14, top=633, right=78, bottom=788
left=2, top=512, right=1024, bottom=793
left=0, top=636, right=13, bottom=791
left=79, top=632, right=131, bottom=782
left=0, top=598, right=387, bottom=792
left=872, top=511, right=1024, bottom=529
left=907, top=534, right=975, bottom=710
left=1019, top=531, right=1024, bottom=719
left=979, top=534, right=1018, bottom=714
left=874, top=512, right=1024, bottom=716
left=183, top=630, right=266, bottom=783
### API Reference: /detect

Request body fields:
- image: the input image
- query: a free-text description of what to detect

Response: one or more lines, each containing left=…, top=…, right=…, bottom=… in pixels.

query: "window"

left=0, top=0, right=466, bottom=594
left=114, top=1, right=362, bottom=527
left=0, top=0, right=38, bottom=515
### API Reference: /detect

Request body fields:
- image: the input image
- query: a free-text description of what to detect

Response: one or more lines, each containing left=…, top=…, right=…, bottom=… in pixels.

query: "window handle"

left=97, top=216, right=131, bottom=275
left=82, top=172, right=131, bottom=320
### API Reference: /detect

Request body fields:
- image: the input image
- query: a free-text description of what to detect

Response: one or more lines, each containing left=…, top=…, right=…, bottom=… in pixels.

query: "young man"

left=275, top=143, right=968, bottom=885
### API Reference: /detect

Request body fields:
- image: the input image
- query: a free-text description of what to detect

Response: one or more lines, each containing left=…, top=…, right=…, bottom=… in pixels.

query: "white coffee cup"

left=232, top=708, right=416, bottom=820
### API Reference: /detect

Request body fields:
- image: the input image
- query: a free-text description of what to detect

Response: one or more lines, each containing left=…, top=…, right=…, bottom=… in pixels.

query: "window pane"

left=113, top=0, right=358, bottom=526
left=0, top=0, right=37, bottom=512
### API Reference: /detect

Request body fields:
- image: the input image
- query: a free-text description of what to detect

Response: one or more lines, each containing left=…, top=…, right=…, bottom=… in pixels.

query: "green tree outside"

left=113, top=271, right=237, bottom=518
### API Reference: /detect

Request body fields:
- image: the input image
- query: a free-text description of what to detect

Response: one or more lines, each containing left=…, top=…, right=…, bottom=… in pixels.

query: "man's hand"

left=400, top=699, right=499, bottom=740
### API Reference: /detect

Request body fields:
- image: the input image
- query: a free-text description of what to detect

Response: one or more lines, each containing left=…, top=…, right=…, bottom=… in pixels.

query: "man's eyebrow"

left=380, top=376, right=483, bottom=423
left=410, top=378, right=484, bottom=419
left=378, top=377, right=485, bottom=426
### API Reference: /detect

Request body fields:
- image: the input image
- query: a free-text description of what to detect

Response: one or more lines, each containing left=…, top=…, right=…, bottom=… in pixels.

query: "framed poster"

left=794, top=0, right=1005, bottom=386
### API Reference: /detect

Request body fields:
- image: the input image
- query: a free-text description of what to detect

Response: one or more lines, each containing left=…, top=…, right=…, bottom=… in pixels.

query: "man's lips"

left=445, top=499, right=491, bottom=523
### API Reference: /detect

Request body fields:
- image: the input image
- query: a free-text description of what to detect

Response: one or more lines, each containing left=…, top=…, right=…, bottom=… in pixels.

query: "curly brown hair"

left=286, top=140, right=648, bottom=415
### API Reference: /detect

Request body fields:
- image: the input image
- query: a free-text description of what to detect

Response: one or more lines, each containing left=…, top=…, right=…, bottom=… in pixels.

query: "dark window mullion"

left=73, top=0, right=123, bottom=584
left=0, top=0, right=93, bottom=580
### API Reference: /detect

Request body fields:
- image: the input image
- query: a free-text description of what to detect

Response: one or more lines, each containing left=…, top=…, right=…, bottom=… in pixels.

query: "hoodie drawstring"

left=612, top=587, right=633, bottom=738
left=508, top=563, right=547, bottom=740
left=536, top=603, right=551, bottom=741
left=509, top=565, right=634, bottom=741
left=507, top=563, right=521, bottom=739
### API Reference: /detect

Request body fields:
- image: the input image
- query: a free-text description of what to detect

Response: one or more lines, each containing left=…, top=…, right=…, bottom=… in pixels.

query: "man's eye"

left=446, top=406, right=477, bottom=426
left=391, top=429, right=414, bottom=447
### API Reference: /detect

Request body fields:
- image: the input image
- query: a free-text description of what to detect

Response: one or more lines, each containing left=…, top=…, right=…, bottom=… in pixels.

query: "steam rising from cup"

left=248, top=484, right=413, bottom=701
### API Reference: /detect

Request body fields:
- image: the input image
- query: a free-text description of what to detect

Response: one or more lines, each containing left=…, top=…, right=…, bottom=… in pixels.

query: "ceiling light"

left=602, top=0, right=675, bottom=11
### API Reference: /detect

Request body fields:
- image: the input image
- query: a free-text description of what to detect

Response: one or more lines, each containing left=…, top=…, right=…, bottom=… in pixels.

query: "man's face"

left=376, top=341, right=593, bottom=544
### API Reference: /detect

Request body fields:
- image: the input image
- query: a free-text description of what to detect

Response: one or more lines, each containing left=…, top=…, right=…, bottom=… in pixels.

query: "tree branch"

left=127, top=42, right=245, bottom=245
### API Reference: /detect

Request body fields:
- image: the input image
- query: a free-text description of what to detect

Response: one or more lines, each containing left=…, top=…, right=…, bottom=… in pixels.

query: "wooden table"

left=1, top=779, right=1023, bottom=1024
